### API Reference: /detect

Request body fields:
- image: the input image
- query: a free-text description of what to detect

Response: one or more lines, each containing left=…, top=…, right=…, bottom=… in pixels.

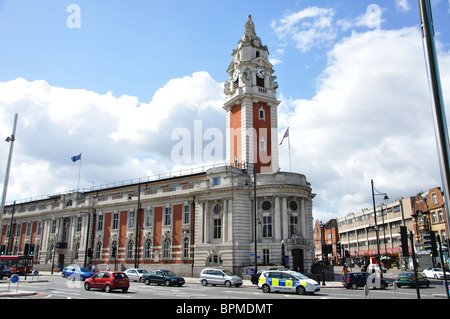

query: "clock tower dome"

left=224, top=15, right=280, bottom=174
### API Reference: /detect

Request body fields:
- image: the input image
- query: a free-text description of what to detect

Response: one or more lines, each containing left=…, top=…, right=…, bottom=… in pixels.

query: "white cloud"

left=271, top=7, right=337, bottom=52
left=395, top=0, right=411, bottom=12
left=278, top=27, right=449, bottom=219
left=0, top=72, right=225, bottom=202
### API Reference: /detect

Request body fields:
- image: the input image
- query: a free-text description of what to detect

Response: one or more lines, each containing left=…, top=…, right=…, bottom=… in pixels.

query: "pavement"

left=0, top=267, right=448, bottom=298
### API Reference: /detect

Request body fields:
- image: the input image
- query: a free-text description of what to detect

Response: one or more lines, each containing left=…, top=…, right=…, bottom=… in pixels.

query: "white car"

left=124, top=268, right=149, bottom=282
left=422, top=267, right=450, bottom=279
left=258, top=270, right=320, bottom=295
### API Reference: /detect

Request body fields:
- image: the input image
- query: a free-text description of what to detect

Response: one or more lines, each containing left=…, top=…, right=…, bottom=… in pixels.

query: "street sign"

left=10, top=274, right=19, bottom=283
left=246, top=268, right=255, bottom=276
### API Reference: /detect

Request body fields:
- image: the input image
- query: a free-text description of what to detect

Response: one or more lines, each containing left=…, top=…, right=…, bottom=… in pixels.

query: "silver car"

left=124, top=268, right=149, bottom=282
left=200, top=268, right=243, bottom=287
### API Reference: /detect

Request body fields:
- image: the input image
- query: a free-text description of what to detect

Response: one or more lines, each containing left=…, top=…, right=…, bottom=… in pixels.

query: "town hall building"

left=0, top=16, right=315, bottom=278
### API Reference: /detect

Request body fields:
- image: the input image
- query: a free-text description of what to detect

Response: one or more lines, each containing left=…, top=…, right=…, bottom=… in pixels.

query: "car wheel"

left=105, top=284, right=112, bottom=293
left=84, top=282, right=91, bottom=291
left=122, top=288, right=128, bottom=293
left=145, top=278, right=151, bottom=285
left=296, top=285, right=306, bottom=295
left=225, top=281, right=231, bottom=287
left=262, top=284, right=271, bottom=293
left=201, top=279, right=208, bottom=286
left=165, top=280, right=171, bottom=286
left=351, top=283, right=358, bottom=289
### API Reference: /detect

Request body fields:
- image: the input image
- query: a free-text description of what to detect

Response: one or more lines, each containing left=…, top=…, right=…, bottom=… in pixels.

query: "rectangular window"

left=37, top=221, right=42, bottom=236
left=97, top=215, right=103, bottom=231
left=128, top=211, right=135, bottom=228
left=213, top=218, right=222, bottom=239
left=289, top=216, right=298, bottom=236
left=164, top=207, right=171, bottom=226
left=183, top=205, right=190, bottom=224
left=432, top=193, right=438, bottom=204
left=26, top=223, right=31, bottom=236
left=112, top=213, right=119, bottom=229
left=145, top=209, right=153, bottom=227
left=213, top=177, right=221, bottom=186
left=76, top=217, right=82, bottom=232
left=50, top=220, right=56, bottom=234
left=262, top=216, right=272, bottom=238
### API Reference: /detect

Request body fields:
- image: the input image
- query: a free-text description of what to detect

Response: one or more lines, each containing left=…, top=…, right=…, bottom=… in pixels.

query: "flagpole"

left=77, top=153, right=82, bottom=192
left=288, top=131, right=291, bottom=172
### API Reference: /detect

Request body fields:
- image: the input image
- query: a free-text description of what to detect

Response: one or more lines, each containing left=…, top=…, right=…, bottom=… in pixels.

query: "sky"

left=0, top=0, right=449, bottom=223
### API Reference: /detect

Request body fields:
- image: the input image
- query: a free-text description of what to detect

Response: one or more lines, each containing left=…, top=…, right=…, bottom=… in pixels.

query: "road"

left=0, top=273, right=447, bottom=300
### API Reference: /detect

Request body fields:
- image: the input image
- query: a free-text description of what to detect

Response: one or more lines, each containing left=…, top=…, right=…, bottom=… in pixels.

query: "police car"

left=258, top=270, right=320, bottom=295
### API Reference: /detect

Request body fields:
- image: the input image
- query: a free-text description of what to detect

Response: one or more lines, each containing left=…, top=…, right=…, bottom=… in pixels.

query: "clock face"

left=256, top=66, right=266, bottom=78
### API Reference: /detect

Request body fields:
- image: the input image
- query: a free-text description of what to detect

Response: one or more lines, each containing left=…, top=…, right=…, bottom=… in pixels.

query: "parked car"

left=258, top=269, right=320, bottom=295
left=124, top=268, right=149, bottom=282
left=200, top=268, right=243, bottom=287
left=0, top=263, right=12, bottom=279
left=422, top=268, right=450, bottom=280
left=84, top=271, right=129, bottom=293
left=142, top=269, right=185, bottom=286
left=62, top=265, right=95, bottom=280
left=342, top=272, right=388, bottom=289
left=394, top=272, right=430, bottom=288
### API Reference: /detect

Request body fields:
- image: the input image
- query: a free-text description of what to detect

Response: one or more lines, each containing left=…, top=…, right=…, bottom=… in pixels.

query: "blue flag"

left=71, top=153, right=82, bottom=162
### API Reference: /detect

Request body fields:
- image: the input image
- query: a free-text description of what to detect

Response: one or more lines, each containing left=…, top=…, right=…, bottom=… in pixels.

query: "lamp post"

left=0, top=113, right=18, bottom=231
left=128, top=183, right=142, bottom=269
left=319, top=221, right=326, bottom=286
left=371, top=179, right=388, bottom=279
left=253, top=165, right=258, bottom=274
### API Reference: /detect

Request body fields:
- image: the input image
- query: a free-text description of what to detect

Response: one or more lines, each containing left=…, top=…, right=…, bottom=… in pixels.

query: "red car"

left=84, top=271, right=129, bottom=293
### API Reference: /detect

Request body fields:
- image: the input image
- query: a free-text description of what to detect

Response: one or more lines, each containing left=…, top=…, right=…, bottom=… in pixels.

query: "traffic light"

left=0, top=244, right=5, bottom=255
left=423, top=231, right=438, bottom=256
left=110, top=246, right=116, bottom=258
left=399, top=226, right=409, bottom=257
left=336, top=242, right=342, bottom=257
left=87, top=248, right=93, bottom=258
left=29, top=244, right=35, bottom=256
left=24, top=243, right=29, bottom=255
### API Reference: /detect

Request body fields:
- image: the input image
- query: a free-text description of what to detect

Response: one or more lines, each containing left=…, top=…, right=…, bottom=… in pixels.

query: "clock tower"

left=224, top=15, right=280, bottom=174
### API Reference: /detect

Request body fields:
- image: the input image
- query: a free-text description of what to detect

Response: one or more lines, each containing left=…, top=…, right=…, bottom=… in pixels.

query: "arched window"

left=163, top=239, right=171, bottom=258
left=95, top=241, right=102, bottom=259
left=144, top=239, right=152, bottom=258
left=127, top=240, right=134, bottom=259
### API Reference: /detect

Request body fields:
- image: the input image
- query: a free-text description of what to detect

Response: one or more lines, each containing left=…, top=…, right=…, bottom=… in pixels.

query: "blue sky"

left=0, top=0, right=449, bottom=221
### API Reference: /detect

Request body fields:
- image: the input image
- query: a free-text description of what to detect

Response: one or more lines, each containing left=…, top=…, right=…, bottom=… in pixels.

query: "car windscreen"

left=222, top=270, right=235, bottom=276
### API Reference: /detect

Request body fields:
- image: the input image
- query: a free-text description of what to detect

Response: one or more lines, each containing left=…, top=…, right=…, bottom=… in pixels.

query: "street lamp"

left=128, top=183, right=142, bottom=269
left=371, top=179, right=389, bottom=279
left=319, top=221, right=326, bottom=286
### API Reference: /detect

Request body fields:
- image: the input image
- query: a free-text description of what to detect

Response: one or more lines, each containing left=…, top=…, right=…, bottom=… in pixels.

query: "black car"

left=342, top=272, right=388, bottom=289
left=0, top=263, right=12, bottom=279
left=142, top=269, right=185, bottom=287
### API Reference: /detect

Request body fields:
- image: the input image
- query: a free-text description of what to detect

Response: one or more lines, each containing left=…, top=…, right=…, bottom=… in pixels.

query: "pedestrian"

left=106, top=263, right=110, bottom=271
left=92, top=264, right=96, bottom=272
